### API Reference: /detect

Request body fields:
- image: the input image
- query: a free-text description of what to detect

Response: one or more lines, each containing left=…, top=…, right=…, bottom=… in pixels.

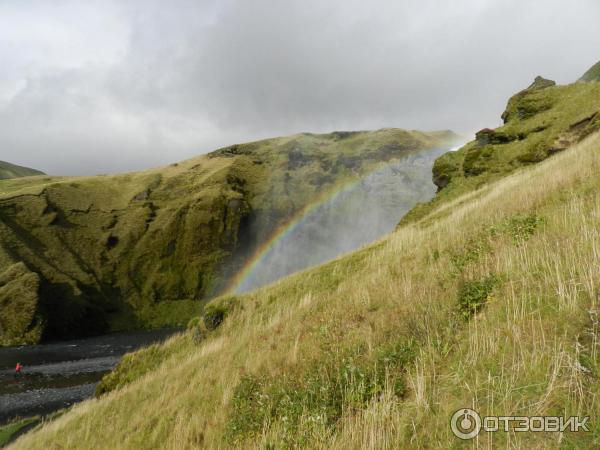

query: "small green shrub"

left=516, top=141, right=550, bottom=163
left=450, top=214, right=545, bottom=276
left=202, top=296, right=239, bottom=331
left=226, top=339, right=417, bottom=443
left=457, top=275, right=499, bottom=319
left=489, top=213, right=545, bottom=245
left=449, top=236, right=491, bottom=274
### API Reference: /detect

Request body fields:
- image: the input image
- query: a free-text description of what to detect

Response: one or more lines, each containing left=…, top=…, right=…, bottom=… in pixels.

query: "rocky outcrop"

left=526, top=75, right=556, bottom=90
left=502, top=76, right=556, bottom=124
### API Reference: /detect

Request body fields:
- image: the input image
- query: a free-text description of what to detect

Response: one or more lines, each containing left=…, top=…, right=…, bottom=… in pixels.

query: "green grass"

left=0, top=418, right=39, bottom=447
left=456, top=275, right=499, bottom=319
left=580, top=60, right=600, bottom=82
left=0, top=263, right=43, bottom=346
left=95, top=333, right=191, bottom=396
left=226, top=338, right=416, bottom=446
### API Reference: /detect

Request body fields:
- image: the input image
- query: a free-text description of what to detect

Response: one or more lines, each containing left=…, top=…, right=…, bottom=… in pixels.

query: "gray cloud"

left=1, top=0, right=599, bottom=175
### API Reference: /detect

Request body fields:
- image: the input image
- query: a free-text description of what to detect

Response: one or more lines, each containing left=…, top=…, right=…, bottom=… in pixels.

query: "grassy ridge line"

left=12, top=132, right=600, bottom=448
left=0, top=161, right=44, bottom=181
left=580, top=60, right=600, bottom=82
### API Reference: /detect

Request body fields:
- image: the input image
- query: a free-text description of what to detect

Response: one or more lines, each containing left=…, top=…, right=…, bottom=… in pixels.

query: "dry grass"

left=11, top=133, right=600, bottom=449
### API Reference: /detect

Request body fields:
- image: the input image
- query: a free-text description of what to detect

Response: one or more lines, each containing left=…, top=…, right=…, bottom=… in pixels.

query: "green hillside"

left=0, top=161, right=44, bottom=180
left=0, top=129, right=458, bottom=345
left=580, top=60, right=600, bottom=82
left=10, top=67, right=600, bottom=448
left=401, top=71, right=600, bottom=225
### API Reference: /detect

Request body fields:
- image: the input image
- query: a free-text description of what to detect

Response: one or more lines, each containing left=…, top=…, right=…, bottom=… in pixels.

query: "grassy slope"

left=0, top=129, right=457, bottom=344
left=580, top=61, right=600, bottom=82
left=401, top=76, right=600, bottom=225
left=0, top=262, right=42, bottom=346
left=0, top=419, right=39, bottom=447
left=0, top=161, right=44, bottom=180
left=12, top=128, right=600, bottom=448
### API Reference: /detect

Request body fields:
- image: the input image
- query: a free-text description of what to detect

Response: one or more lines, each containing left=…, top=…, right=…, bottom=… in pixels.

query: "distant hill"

left=579, top=59, right=600, bottom=82
left=0, top=160, right=44, bottom=180
left=0, top=128, right=459, bottom=345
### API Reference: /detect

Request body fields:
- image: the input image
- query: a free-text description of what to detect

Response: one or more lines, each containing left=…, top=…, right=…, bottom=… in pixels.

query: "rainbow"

left=223, top=160, right=397, bottom=295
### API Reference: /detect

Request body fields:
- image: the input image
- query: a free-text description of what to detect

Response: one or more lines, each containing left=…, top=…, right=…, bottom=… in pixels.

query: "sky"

left=1, top=0, right=599, bottom=175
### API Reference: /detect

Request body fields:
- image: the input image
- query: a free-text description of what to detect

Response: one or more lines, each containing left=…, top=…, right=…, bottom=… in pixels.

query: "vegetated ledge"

left=399, top=66, right=600, bottom=226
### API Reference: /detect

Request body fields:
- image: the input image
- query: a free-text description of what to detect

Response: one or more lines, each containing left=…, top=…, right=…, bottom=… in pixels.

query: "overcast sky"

left=1, top=0, right=599, bottom=175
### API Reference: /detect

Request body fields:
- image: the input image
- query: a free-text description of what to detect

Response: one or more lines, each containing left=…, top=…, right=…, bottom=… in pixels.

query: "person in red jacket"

left=14, top=362, right=23, bottom=379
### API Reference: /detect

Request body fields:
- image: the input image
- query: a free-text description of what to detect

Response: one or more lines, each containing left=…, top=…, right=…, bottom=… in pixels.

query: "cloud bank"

left=1, top=0, right=599, bottom=174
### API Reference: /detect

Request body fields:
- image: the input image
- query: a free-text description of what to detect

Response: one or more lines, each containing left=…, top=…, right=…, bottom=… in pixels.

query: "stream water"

left=0, top=329, right=179, bottom=425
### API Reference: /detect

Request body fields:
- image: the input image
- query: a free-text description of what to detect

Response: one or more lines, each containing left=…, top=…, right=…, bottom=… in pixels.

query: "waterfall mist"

left=235, top=145, right=451, bottom=293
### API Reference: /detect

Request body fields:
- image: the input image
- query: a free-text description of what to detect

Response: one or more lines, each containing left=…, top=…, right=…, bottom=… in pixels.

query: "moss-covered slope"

left=0, top=161, right=44, bottom=180
left=0, top=129, right=458, bottom=344
left=0, top=262, right=43, bottom=346
left=401, top=69, right=600, bottom=225
left=580, top=60, right=600, bottom=82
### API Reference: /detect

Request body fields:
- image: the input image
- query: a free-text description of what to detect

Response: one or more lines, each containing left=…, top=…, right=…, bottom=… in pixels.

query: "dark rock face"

left=475, top=128, right=496, bottom=146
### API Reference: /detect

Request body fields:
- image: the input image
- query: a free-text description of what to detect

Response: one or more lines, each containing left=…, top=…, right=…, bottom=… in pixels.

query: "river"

left=0, top=329, right=179, bottom=425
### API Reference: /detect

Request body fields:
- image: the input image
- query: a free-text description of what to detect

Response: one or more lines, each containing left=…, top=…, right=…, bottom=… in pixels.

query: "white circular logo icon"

left=451, top=408, right=482, bottom=440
